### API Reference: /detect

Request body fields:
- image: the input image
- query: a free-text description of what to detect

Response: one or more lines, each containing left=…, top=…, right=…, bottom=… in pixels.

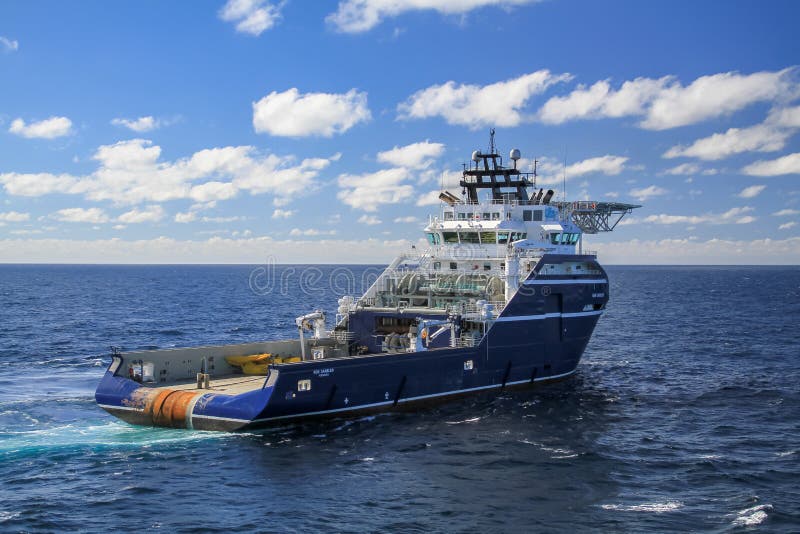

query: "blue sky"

left=1, top=0, right=799, bottom=263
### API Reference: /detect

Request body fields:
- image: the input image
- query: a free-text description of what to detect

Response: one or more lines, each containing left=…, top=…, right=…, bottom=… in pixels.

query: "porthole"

left=464, top=360, right=474, bottom=371
left=298, top=379, right=311, bottom=391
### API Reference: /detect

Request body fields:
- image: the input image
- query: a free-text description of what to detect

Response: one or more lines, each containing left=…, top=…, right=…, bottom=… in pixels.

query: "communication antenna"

left=562, top=146, right=568, bottom=204
left=489, top=128, right=496, bottom=154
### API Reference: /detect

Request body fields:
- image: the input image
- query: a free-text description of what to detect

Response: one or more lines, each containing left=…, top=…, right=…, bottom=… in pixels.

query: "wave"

left=732, top=504, right=772, bottom=527
left=0, top=421, right=236, bottom=459
left=601, top=501, right=683, bottom=513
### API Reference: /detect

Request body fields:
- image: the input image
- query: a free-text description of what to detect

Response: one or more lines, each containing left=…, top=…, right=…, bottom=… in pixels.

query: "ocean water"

left=0, top=264, right=798, bottom=532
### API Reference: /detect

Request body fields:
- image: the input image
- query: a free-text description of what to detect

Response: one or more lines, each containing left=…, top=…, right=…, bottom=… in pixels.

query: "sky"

left=0, top=0, right=799, bottom=264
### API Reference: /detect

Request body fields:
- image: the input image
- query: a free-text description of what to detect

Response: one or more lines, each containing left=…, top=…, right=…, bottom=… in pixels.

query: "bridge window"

left=510, top=232, right=527, bottom=241
left=497, top=232, right=509, bottom=244
left=570, top=234, right=580, bottom=244
left=443, top=232, right=459, bottom=243
left=491, top=212, right=500, bottom=220
left=533, top=210, right=543, bottom=222
left=433, top=261, right=441, bottom=270
left=523, top=210, right=532, bottom=221
left=460, top=232, right=480, bottom=243
left=450, top=262, right=458, bottom=270
left=457, top=213, right=467, bottom=220
left=444, top=212, right=454, bottom=221
left=479, top=231, right=496, bottom=244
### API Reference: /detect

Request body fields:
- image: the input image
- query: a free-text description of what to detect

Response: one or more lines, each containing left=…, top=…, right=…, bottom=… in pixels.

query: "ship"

left=95, top=133, right=639, bottom=431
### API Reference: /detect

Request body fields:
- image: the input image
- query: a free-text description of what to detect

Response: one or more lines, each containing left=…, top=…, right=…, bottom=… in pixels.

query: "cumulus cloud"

left=664, top=105, right=800, bottom=161
left=662, top=163, right=701, bottom=175
left=289, top=228, right=338, bottom=237
left=779, top=221, right=797, bottom=230
left=536, top=155, right=629, bottom=185
left=539, top=77, right=670, bottom=125
left=326, top=0, right=539, bottom=33
left=629, top=185, right=668, bottom=202
left=9, top=116, right=72, bottom=139
left=742, top=153, right=800, bottom=176
left=271, top=208, right=294, bottom=219
left=376, top=141, right=445, bottom=169
left=218, top=0, right=282, bottom=36
left=644, top=206, right=755, bottom=225
left=738, top=185, right=766, bottom=198
left=52, top=207, right=110, bottom=223
left=0, top=139, right=338, bottom=205
left=398, top=70, right=572, bottom=129
left=1, top=36, right=19, bottom=52
left=253, top=88, right=371, bottom=137
left=538, top=68, right=798, bottom=130
left=117, top=205, right=165, bottom=223
left=594, top=236, right=800, bottom=265
left=773, top=209, right=800, bottom=217
left=0, top=211, right=30, bottom=222
left=111, top=116, right=164, bottom=133
left=357, top=214, right=382, bottom=225
left=175, top=212, right=197, bottom=223
left=337, top=168, right=414, bottom=211
left=0, top=235, right=428, bottom=264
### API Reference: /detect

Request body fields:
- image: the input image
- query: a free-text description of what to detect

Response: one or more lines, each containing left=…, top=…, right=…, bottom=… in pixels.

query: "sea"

left=0, top=264, right=798, bottom=533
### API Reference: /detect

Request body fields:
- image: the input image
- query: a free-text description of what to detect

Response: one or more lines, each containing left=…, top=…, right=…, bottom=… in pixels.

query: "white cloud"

left=0, top=211, right=30, bottom=222
left=200, top=215, right=244, bottom=223
left=218, top=0, right=282, bottom=36
left=394, top=216, right=419, bottom=223
left=539, top=77, right=670, bottom=125
left=536, top=155, right=629, bottom=185
left=629, top=185, right=668, bottom=202
left=52, top=207, right=110, bottom=223
left=253, top=88, right=371, bottom=137
left=1, top=36, right=19, bottom=52
left=0, top=139, right=338, bottom=205
left=537, top=68, right=798, bottom=130
left=289, top=228, right=338, bottom=237
left=357, top=214, right=382, bottom=225
left=337, top=168, right=414, bottom=211
left=9, top=116, right=73, bottom=139
left=604, top=192, right=619, bottom=198
left=742, top=153, right=800, bottom=176
left=738, top=185, right=766, bottom=199
left=189, top=181, right=238, bottom=202
left=644, top=206, right=755, bottom=225
left=0, top=235, right=429, bottom=264
left=664, top=104, right=800, bottom=161
left=398, top=70, right=572, bottom=128
left=271, top=209, right=294, bottom=219
left=773, top=209, right=800, bottom=217
left=326, top=0, right=539, bottom=33
left=594, top=236, right=800, bottom=265
left=377, top=141, right=445, bottom=169
left=779, top=221, right=797, bottom=230
left=117, top=205, right=165, bottom=224
left=662, top=163, right=700, bottom=175
left=111, top=116, right=162, bottom=133
left=174, top=212, right=197, bottom=223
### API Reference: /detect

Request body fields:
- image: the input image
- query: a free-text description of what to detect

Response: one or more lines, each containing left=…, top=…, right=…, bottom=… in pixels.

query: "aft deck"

left=142, top=374, right=267, bottom=396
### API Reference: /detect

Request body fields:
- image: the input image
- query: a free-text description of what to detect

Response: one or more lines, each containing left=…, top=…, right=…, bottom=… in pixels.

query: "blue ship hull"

left=95, top=255, right=609, bottom=431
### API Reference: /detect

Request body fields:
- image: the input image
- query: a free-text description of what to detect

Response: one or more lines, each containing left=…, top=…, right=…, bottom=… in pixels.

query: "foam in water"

left=732, top=504, right=772, bottom=526
left=601, top=501, right=683, bottom=513
left=0, top=421, right=235, bottom=458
